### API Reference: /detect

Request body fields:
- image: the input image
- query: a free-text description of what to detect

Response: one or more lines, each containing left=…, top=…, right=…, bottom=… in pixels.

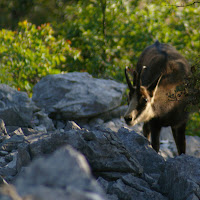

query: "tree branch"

left=100, top=0, right=107, bottom=37
left=169, top=1, right=200, bottom=7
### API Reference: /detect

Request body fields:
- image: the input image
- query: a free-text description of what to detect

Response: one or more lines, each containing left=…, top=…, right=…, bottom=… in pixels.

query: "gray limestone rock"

left=0, top=151, right=18, bottom=178
left=0, top=84, right=34, bottom=127
left=159, top=154, right=200, bottom=200
left=16, top=143, right=31, bottom=173
left=116, top=127, right=165, bottom=181
left=0, top=119, right=7, bottom=136
left=32, top=72, right=126, bottom=120
left=14, top=145, right=106, bottom=200
left=25, top=124, right=143, bottom=177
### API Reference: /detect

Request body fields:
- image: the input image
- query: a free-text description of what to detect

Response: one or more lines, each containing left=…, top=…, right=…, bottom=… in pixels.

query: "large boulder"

left=1, top=146, right=106, bottom=200
left=159, top=155, right=200, bottom=200
left=0, top=84, right=34, bottom=127
left=32, top=72, right=126, bottom=120
left=116, top=127, right=165, bottom=181
left=0, top=84, right=54, bottom=131
left=24, top=123, right=143, bottom=177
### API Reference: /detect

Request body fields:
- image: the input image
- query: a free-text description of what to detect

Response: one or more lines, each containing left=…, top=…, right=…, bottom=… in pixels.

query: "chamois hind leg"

left=172, top=122, right=186, bottom=155
left=143, top=122, right=151, bottom=141
left=149, top=121, right=161, bottom=153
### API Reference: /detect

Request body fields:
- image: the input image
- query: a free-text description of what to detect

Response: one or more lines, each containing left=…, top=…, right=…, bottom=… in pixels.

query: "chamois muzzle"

left=124, top=116, right=132, bottom=124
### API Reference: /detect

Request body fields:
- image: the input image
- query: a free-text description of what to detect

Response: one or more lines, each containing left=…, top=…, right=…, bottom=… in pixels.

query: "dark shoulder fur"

left=136, top=41, right=190, bottom=87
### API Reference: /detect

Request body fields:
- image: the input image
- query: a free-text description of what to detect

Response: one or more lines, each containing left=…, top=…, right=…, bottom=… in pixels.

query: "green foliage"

left=42, top=0, right=200, bottom=83
left=186, top=112, right=200, bottom=136
left=0, top=21, right=80, bottom=94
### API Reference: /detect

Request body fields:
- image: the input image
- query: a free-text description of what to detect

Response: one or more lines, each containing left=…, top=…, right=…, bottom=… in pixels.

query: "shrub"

left=0, top=20, right=81, bottom=95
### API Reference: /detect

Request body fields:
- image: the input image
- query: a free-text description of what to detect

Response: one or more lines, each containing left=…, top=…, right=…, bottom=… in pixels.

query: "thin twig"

left=168, top=1, right=200, bottom=7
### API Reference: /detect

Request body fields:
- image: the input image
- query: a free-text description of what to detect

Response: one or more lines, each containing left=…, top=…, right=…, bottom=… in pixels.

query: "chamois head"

left=124, top=66, right=162, bottom=126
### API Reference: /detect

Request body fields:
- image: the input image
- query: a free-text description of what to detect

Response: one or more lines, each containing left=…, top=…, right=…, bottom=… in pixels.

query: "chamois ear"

left=147, top=74, right=163, bottom=97
left=140, top=86, right=151, bottom=102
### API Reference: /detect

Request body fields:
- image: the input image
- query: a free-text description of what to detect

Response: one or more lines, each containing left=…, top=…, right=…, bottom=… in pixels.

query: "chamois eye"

left=140, top=97, right=147, bottom=104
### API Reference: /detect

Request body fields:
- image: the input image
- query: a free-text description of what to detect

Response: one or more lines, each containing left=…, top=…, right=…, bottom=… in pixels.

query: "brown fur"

left=124, top=41, right=190, bottom=155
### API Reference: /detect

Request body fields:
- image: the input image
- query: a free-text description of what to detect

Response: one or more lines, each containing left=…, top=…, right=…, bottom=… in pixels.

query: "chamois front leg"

left=149, top=120, right=161, bottom=152
left=172, top=122, right=187, bottom=155
left=143, top=122, right=151, bottom=141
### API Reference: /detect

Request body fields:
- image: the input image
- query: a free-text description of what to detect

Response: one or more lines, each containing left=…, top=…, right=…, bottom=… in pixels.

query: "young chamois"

left=124, top=41, right=190, bottom=155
